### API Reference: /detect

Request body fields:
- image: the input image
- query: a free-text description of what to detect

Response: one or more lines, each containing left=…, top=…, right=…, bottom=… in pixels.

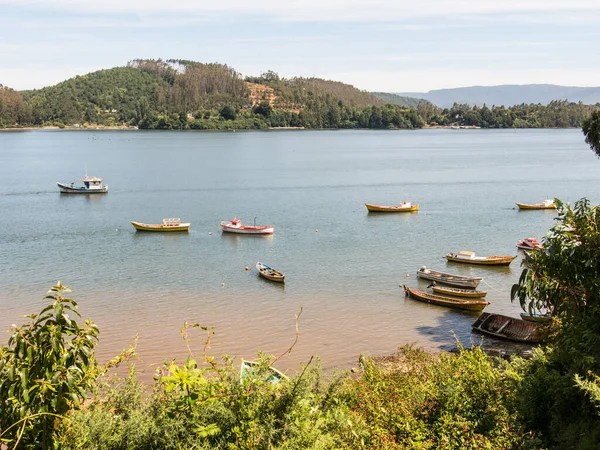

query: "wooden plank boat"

left=520, top=312, right=552, bottom=323
left=256, top=261, right=285, bottom=283
left=403, top=285, right=489, bottom=311
left=417, top=266, right=482, bottom=288
left=445, top=251, right=516, bottom=266
left=365, top=201, right=419, bottom=212
left=472, top=312, right=544, bottom=343
left=431, top=284, right=487, bottom=298
left=221, top=217, right=274, bottom=235
left=57, top=175, right=108, bottom=194
left=516, top=200, right=556, bottom=210
left=240, top=360, right=286, bottom=384
left=131, top=218, right=190, bottom=232
left=516, top=237, right=543, bottom=250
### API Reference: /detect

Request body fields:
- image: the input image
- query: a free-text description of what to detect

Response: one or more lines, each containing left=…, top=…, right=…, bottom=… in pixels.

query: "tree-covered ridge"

left=0, top=59, right=598, bottom=130
left=371, top=92, right=429, bottom=107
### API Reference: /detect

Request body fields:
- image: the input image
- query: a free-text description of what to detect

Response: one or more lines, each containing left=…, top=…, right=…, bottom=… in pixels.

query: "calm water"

left=0, top=129, right=598, bottom=375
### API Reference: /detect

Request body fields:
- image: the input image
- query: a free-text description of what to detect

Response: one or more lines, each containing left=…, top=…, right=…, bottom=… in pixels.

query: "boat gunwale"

left=403, top=285, right=489, bottom=311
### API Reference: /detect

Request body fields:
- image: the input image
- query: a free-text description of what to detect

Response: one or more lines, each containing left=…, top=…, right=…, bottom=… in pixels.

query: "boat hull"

left=520, top=312, right=552, bottom=323
left=365, top=203, right=419, bottom=212
left=516, top=202, right=556, bottom=210
left=472, top=312, right=544, bottom=343
left=57, top=182, right=108, bottom=194
left=256, top=262, right=285, bottom=283
left=445, top=254, right=516, bottom=266
left=221, top=224, right=274, bottom=234
left=403, top=285, right=489, bottom=311
left=240, top=360, right=286, bottom=383
left=432, top=285, right=487, bottom=298
left=417, top=268, right=481, bottom=288
left=131, top=221, right=190, bottom=232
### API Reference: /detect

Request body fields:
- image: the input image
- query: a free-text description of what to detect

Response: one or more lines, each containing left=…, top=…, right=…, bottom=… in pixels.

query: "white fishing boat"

left=57, top=175, right=108, bottom=194
left=221, top=217, right=274, bottom=235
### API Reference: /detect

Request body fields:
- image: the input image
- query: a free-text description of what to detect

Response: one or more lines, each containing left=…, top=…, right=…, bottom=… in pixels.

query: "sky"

left=0, top=0, right=599, bottom=92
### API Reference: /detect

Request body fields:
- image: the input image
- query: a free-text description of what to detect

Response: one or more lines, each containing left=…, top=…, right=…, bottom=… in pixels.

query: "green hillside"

left=371, top=92, right=428, bottom=107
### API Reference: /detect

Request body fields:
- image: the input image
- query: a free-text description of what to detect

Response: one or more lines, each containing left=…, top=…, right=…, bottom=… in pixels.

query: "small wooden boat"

left=417, top=266, right=482, bottom=288
left=520, top=312, right=552, bottom=324
left=57, top=175, right=108, bottom=194
left=430, top=284, right=487, bottom=298
left=240, top=360, right=287, bottom=384
left=131, top=218, right=190, bottom=232
left=516, top=200, right=556, bottom=210
left=472, top=312, right=544, bottom=343
left=256, top=261, right=285, bottom=283
left=516, top=237, right=543, bottom=250
left=445, top=251, right=516, bottom=266
left=365, top=201, right=419, bottom=212
left=221, top=217, right=274, bottom=235
left=403, top=285, right=489, bottom=311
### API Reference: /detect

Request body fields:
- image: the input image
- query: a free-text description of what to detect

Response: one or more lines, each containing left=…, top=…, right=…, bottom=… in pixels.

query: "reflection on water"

left=0, top=129, right=599, bottom=377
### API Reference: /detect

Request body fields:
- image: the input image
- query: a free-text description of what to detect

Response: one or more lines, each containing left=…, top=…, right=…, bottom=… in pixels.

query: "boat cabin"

left=457, top=250, right=476, bottom=259
left=81, top=176, right=105, bottom=190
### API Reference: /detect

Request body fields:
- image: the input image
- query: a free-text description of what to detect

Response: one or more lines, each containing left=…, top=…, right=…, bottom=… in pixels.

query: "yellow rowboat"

left=431, top=285, right=487, bottom=298
left=365, top=201, right=419, bottom=212
left=131, top=218, right=190, bottom=232
left=445, top=251, right=516, bottom=266
left=516, top=200, right=556, bottom=210
left=403, top=285, right=489, bottom=311
left=256, top=261, right=285, bottom=283
left=520, top=312, right=552, bottom=324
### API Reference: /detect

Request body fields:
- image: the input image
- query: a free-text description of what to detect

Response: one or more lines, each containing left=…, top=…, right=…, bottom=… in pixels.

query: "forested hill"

left=397, top=84, right=600, bottom=108
left=8, top=59, right=422, bottom=130
left=371, top=92, right=429, bottom=107
left=0, top=59, right=598, bottom=130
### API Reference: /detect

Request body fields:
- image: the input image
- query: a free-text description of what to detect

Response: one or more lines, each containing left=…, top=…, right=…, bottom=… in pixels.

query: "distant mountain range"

left=395, top=84, right=600, bottom=108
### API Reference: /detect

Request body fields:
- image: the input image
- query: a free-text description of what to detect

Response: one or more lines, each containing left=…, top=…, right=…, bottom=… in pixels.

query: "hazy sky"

left=1, top=0, right=599, bottom=92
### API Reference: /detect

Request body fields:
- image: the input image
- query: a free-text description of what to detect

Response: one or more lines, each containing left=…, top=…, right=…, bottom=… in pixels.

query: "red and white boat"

left=516, top=237, right=543, bottom=250
left=220, top=217, right=274, bottom=235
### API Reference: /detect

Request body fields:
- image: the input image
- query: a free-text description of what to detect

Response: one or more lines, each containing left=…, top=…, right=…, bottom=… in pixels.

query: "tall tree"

left=583, top=110, right=600, bottom=157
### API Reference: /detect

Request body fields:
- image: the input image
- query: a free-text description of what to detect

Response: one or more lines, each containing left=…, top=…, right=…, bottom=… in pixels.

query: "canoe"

left=431, top=285, right=487, bottom=298
left=516, top=200, right=556, bottom=210
left=256, top=261, right=285, bottom=283
left=365, top=201, right=419, bottom=212
left=445, top=251, right=516, bottom=266
left=240, top=360, right=286, bottom=384
left=131, top=218, right=190, bottom=232
left=417, top=266, right=482, bottom=288
left=403, top=285, right=489, bottom=311
left=520, top=312, right=552, bottom=324
left=472, top=312, right=544, bottom=343
left=221, top=217, right=274, bottom=235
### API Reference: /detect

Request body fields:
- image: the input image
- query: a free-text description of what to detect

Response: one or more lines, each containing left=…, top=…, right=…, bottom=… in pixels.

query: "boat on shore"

left=365, top=201, right=419, bottom=212
left=131, top=218, right=190, bottom=232
left=403, top=285, right=489, bottom=311
left=221, top=217, right=274, bottom=235
left=472, top=312, right=544, bottom=343
left=57, top=175, right=108, bottom=194
left=516, top=237, right=543, bottom=250
left=256, top=261, right=285, bottom=283
left=417, top=266, right=482, bottom=288
left=445, top=251, right=516, bottom=266
left=516, top=200, right=556, bottom=210
left=240, top=360, right=286, bottom=384
left=520, top=312, right=552, bottom=323
left=430, top=284, right=487, bottom=298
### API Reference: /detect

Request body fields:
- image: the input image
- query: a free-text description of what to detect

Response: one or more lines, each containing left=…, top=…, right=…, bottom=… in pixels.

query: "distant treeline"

left=0, top=59, right=598, bottom=130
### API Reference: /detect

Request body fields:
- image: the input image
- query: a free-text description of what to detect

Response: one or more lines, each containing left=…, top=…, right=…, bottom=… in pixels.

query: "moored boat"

left=403, top=285, right=489, bottom=311
left=516, top=237, right=543, bottom=250
left=520, top=312, right=552, bottom=323
left=221, top=217, right=274, bottom=235
left=430, top=284, right=487, bottom=298
left=445, top=251, right=516, bottom=266
left=516, top=199, right=556, bottom=210
left=240, top=360, right=287, bottom=384
left=131, top=218, right=190, bottom=232
left=365, top=201, right=419, bottom=212
left=416, top=266, right=482, bottom=288
left=256, top=261, right=285, bottom=283
left=57, top=175, right=108, bottom=194
left=472, top=312, right=544, bottom=343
